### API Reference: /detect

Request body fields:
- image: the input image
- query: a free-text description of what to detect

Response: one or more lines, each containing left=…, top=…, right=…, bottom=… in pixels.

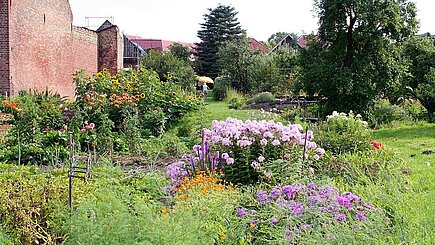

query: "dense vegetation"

left=0, top=1, right=434, bottom=244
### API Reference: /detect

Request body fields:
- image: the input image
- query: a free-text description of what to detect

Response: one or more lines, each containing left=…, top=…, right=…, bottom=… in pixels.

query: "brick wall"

left=98, top=26, right=123, bottom=74
left=8, top=0, right=75, bottom=96
left=0, top=0, right=10, bottom=96
left=72, top=26, right=98, bottom=76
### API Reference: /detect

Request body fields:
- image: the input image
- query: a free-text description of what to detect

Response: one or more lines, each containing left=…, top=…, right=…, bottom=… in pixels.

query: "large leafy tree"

left=298, top=0, right=417, bottom=115
left=402, top=36, right=435, bottom=121
left=195, top=4, right=244, bottom=79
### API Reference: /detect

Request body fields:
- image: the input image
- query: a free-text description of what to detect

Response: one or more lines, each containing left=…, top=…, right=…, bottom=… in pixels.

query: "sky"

left=69, top=0, right=435, bottom=43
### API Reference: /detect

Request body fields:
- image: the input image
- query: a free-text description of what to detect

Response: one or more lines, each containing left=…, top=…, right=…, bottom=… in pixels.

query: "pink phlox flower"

left=272, top=139, right=281, bottom=146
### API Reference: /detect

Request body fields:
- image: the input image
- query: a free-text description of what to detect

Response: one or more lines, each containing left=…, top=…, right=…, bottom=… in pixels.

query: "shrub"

left=225, top=87, right=246, bottom=109
left=141, top=50, right=196, bottom=90
left=212, top=76, right=231, bottom=101
left=73, top=68, right=199, bottom=153
left=0, top=164, right=70, bottom=244
left=0, top=91, right=71, bottom=165
left=246, top=92, right=276, bottom=105
left=167, top=118, right=325, bottom=186
left=368, top=99, right=410, bottom=127
left=236, top=182, right=391, bottom=244
left=315, top=111, right=371, bottom=155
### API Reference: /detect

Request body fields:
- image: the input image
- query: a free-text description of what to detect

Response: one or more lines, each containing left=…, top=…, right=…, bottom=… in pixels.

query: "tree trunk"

left=344, top=15, right=357, bottom=68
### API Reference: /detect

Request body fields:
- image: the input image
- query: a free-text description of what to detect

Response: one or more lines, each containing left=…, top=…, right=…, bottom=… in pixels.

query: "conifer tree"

left=195, top=4, right=244, bottom=79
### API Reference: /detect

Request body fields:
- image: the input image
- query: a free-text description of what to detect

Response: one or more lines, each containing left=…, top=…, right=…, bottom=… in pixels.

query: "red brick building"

left=0, top=0, right=126, bottom=97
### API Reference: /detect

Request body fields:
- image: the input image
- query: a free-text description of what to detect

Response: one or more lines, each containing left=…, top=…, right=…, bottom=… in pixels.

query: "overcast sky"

left=69, top=0, right=435, bottom=43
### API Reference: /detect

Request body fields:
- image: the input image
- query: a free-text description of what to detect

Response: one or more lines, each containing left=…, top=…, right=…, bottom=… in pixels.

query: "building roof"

left=126, top=35, right=195, bottom=52
left=248, top=37, right=269, bottom=52
left=96, top=20, right=115, bottom=32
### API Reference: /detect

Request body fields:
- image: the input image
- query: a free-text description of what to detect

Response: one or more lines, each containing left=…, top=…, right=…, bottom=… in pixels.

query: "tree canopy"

left=195, top=4, right=244, bottom=79
left=298, top=0, right=418, bottom=115
left=402, top=36, right=435, bottom=121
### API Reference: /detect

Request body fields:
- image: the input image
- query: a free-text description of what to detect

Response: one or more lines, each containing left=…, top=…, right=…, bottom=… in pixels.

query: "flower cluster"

left=2, top=100, right=22, bottom=112
left=237, top=182, right=381, bottom=242
left=370, top=141, right=384, bottom=150
left=79, top=121, right=95, bottom=133
left=327, top=111, right=368, bottom=127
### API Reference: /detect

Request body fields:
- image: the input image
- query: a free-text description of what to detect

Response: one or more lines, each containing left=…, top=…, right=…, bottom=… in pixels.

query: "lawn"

left=372, top=123, right=435, bottom=243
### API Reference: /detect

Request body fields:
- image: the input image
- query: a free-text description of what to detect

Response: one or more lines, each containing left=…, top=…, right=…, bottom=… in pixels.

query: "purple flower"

left=260, top=138, right=268, bottom=146
left=335, top=213, right=347, bottom=222
left=256, top=190, right=270, bottom=204
left=313, top=154, right=320, bottom=160
left=263, top=131, right=273, bottom=138
left=193, top=145, right=201, bottom=151
left=272, top=139, right=281, bottom=146
left=316, top=148, right=326, bottom=155
left=236, top=208, right=247, bottom=217
left=356, top=213, right=366, bottom=221
left=221, top=153, right=229, bottom=160
left=257, top=155, right=265, bottom=162
left=271, top=218, right=279, bottom=225
left=226, top=157, right=234, bottom=165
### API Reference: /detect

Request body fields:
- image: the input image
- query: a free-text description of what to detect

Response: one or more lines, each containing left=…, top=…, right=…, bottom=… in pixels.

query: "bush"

left=225, top=87, right=246, bottom=109
left=166, top=118, right=325, bottom=186
left=315, top=111, right=371, bottom=155
left=0, top=164, right=70, bottom=244
left=212, top=76, right=231, bottom=101
left=0, top=91, right=71, bottom=165
left=368, top=99, right=409, bottom=127
left=141, top=50, right=196, bottom=90
left=235, top=183, right=391, bottom=244
left=246, top=92, right=276, bottom=105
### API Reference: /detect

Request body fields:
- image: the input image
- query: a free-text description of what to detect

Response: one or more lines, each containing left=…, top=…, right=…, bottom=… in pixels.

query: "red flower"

left=370, top=141, right=384, bottom=150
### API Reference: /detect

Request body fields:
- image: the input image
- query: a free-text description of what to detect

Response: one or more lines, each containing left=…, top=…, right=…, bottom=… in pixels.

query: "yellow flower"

left=140, top=93, right=146, bottom=98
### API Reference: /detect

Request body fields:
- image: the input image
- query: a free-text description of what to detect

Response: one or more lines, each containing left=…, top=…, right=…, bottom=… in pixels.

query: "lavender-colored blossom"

left=258, top=155, right=265, bottom=162
left=335, top=213, right=347, bottom=222
left=256, top=190, right=270, bottom=204
left=263, top=131, right=274, bottom=138
left=269, top=188, right=281, bottom=199
left=271, top=218, right=279, bottom=225
left=226, top=157, right=235, bottom=165
left=316, top=148, right=326, bottom=156
left=300, top=223, right=311, bottom=230
left=313, top=154, right=320, bottom=160
left=272, top=139, right=281, bottom=146
left=251, top=161, right=261, bottom=170
left=356, top=213, right=366, bottom=221
left=221, top=153, right=229, bottom=160
left=260, top=138, right=268, bottom=146
left=236, top=208, right=247, bottom=217
left=193, top=145, right=201, bottom=151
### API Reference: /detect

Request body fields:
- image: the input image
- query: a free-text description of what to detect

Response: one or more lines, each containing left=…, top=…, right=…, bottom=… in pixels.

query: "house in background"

left=127, top=35, right=195, bottom=53
left=248, top=37, right=269, bottom=52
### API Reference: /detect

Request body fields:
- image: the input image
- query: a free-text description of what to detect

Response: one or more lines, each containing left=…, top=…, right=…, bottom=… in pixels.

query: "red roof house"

left=126, top=35, right=195, bottom=52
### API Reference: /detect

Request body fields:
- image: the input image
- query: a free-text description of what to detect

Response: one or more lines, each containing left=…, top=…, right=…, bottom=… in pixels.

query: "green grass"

left=371, top=123, right=435, bottom=243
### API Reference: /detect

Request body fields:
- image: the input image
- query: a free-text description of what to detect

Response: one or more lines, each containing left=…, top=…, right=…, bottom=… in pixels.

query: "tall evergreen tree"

left=195, top=4, right=244, bottom=79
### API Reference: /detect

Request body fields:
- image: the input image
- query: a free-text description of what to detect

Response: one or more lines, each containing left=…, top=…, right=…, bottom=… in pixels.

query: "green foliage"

left=73, top=68, right=199, bottom=153
left=298, top=0, right=418, bottom=115
left=195, top=4, right=244, bottom=79
left=315, top=111, right=371, bottom=155
left=225, top=87, right=246, bottom=109
left=266, top=32, right=298, bottom=48
left=218, top=38, right=298, bottom=95
left=212, top=76, right=231, bottom=101
left=169, top=43, right=192, bottom=62
left=141, top=50, right=196, bottom=89
left=0, top=91, right=70, bottom=165
left=402, top=36, right=435, bottom=121
left=246, top=92, right=276, bottom=105
left=217, top=37, right=255, bottom=93
left=0, top=164, right=70, bottom=244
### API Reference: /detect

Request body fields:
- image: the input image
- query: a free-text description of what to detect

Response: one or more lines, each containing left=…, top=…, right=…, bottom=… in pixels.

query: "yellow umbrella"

left=196, top=76, right=214, bottom=84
